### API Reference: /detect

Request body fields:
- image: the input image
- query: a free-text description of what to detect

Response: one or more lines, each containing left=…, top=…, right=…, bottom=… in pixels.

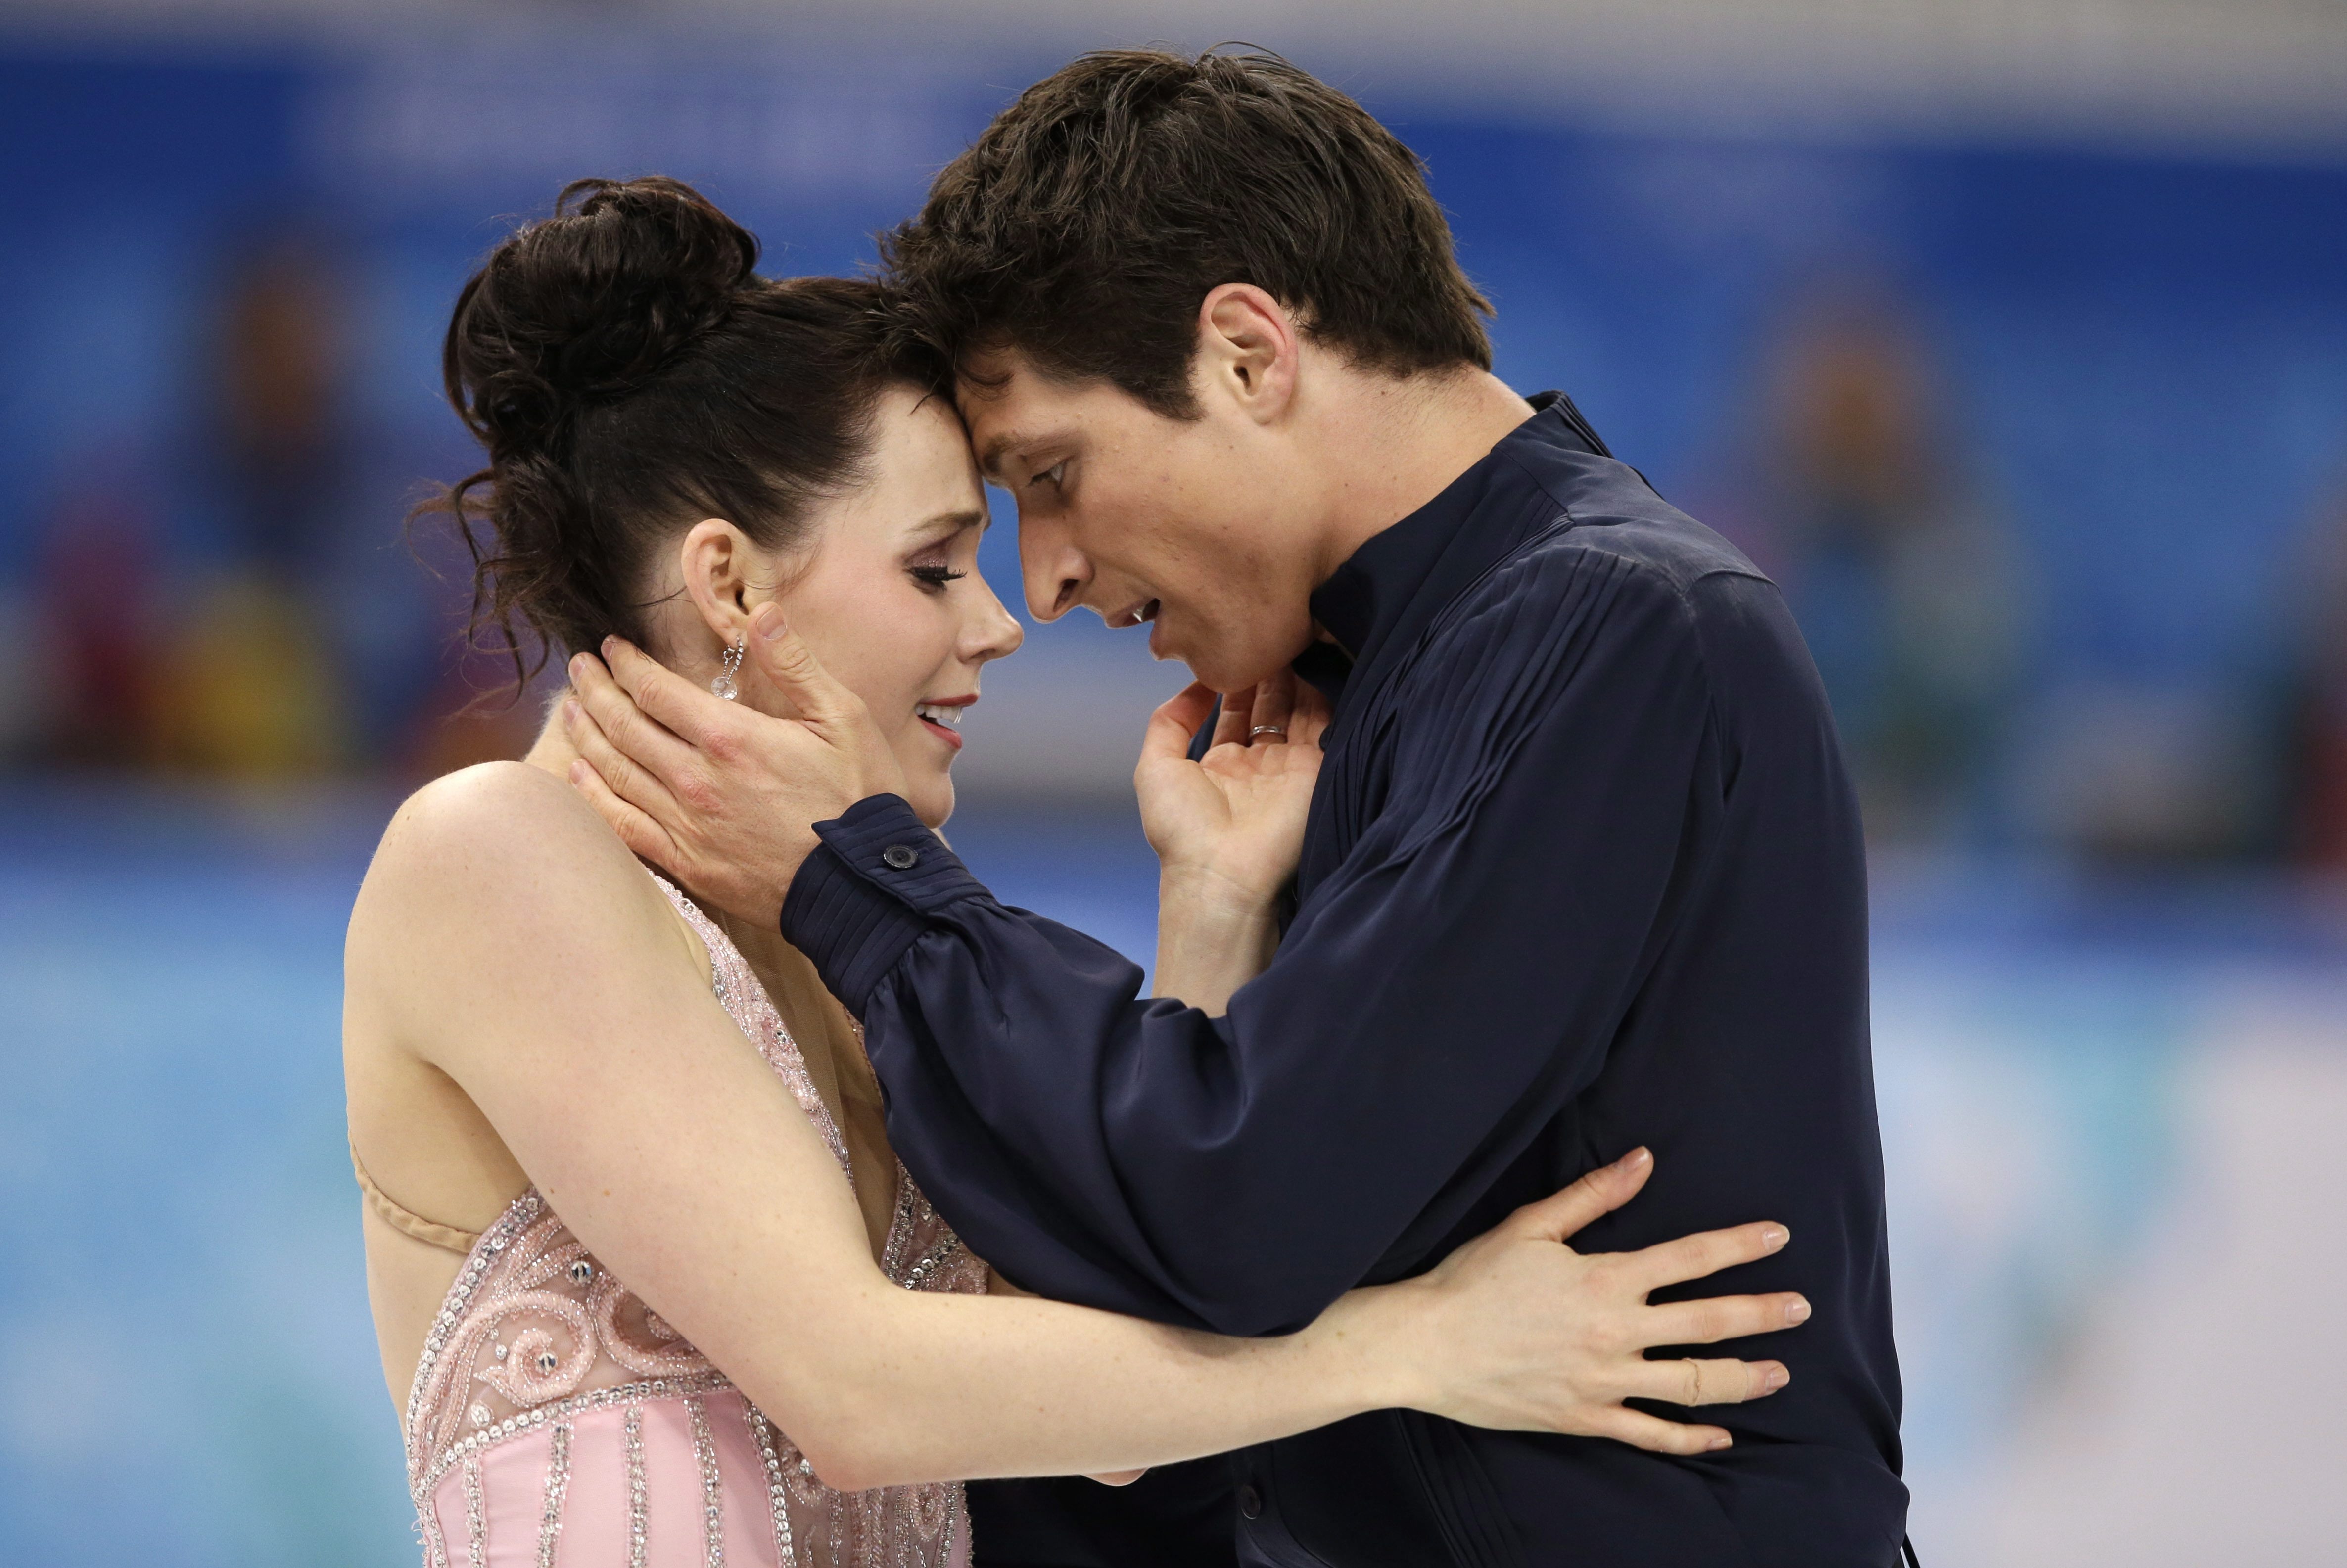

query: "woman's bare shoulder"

left=349, top=761, right=679, bottom=985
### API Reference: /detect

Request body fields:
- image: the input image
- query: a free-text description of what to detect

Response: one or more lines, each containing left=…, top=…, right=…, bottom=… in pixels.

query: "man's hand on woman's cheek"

left=560, top=605, right=909, bottom=925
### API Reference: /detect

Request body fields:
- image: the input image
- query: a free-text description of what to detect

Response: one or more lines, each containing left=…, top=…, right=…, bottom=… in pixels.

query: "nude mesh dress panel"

left=402, top=876, right=986, bottom=1567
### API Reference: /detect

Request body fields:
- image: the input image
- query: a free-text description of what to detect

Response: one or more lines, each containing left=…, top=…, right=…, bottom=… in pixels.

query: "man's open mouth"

left=1109, top=598, right=1162, bottom=630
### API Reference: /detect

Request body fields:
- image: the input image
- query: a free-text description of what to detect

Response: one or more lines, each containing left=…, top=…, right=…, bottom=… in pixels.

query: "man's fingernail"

left=562, top=698, right=579, bottom=726
left=568, top=653, right=588, bottom=681
left=752, top=604, right=786, bottom=642
left=1619, top=1147, right=1652, bottom=1172
left=567, top=760, right=588, bottom=784
left=601, top=635, right=618, bottom=658
left=1706, top=1435, right=1732, bottom=1451
left=1761, top=1226, right=1789, bottom=1252
left=1784, top=1298, right=1811, bottom=1325
left=1764, top=1364, right=1789, bottom=1391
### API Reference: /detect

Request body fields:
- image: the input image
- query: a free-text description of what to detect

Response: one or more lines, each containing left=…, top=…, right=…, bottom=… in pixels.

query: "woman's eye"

left=909, top=563, right=968, bottom=592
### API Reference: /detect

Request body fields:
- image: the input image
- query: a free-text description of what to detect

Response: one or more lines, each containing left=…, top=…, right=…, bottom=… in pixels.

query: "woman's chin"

left=909, top=773, right=955, bottom=830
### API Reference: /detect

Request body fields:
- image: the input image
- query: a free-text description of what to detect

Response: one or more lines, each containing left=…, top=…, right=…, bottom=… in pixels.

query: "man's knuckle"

left=675, top=769, right=721, bottom=813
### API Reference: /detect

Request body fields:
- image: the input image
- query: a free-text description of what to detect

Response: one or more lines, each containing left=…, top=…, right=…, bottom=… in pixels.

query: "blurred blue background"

left=2, top=3, right=2345, bottom=1564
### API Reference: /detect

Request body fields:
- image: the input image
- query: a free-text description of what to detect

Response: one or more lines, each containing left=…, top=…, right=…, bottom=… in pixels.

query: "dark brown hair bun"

left=449, top=177, right=758, bottom=457
left=421, top=176, right=931, bottom=692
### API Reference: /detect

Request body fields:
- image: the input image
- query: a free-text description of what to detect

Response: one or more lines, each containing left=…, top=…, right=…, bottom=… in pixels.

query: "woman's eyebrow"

left=914, top=506, right=990, bottom=538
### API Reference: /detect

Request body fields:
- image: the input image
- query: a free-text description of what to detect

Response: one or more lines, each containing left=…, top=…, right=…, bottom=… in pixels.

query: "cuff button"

left=881, top=843, right=921, bottom=870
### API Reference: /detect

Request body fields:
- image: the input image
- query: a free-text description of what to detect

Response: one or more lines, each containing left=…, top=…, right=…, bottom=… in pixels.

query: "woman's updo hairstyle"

left=427, top=175, right=929, bottom=688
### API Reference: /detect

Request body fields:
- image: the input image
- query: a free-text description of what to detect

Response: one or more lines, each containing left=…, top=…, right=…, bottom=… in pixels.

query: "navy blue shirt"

left=783, top=397, right=1906, bottom=1567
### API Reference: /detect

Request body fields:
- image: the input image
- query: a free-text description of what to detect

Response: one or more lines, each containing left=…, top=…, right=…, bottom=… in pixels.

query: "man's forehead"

left=956, top=355, right=1087, bottom=476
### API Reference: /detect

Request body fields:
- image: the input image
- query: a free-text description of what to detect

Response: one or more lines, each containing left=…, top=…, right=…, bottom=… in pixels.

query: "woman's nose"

left=966, top=578, right=1025, bottom=663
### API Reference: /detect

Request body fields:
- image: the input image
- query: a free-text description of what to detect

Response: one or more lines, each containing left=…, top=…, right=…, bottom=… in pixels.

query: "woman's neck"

left=521, top=693, right=803, bottom=981
left=520, top=686, right=897, bottom=1251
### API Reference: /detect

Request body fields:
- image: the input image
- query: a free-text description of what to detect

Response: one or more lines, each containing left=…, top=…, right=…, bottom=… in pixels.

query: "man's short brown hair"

left=883, top=47, right=1494, bottom=418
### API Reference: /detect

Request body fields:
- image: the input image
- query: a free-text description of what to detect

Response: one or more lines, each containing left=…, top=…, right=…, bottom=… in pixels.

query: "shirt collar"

left=1302, top=391, right=1599, bottom=691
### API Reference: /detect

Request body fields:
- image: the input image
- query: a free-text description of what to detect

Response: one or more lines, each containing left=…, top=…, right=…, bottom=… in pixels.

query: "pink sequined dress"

left=397, top=876, right=987, bottom=1567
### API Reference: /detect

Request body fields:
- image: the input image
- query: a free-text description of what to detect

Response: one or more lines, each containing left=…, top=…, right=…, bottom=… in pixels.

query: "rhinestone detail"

left=747, top=1406, right=797, bottom=1568
left=536, top=1422, right=572, bottom=1568
left=625, top=1403, right=648, bottom=1568
left=463, top=1458, right=487, bottom=1568
left=688, top=1396, right=726, bottom=1567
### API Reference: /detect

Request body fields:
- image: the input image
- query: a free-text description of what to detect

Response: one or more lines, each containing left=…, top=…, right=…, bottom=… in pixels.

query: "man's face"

left=959, top=349, right=1320, bottom=692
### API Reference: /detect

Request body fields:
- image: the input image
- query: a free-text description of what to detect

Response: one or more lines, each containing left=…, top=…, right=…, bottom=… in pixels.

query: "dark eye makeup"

left=908, top=563, right=968, bottom=592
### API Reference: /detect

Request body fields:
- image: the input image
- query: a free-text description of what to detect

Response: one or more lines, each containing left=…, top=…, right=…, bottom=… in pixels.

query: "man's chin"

left=1188, top=651, right=1302, bottom=696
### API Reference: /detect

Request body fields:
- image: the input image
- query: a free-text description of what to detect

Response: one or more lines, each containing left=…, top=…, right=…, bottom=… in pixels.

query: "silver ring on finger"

left=1248, top=725, right=1287, bottom=740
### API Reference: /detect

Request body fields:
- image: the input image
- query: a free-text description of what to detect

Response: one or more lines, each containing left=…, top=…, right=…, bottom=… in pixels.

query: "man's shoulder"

left=1454, top=487, right=1773, bottom=639
left=1402, top=471, right=1811, bottom=721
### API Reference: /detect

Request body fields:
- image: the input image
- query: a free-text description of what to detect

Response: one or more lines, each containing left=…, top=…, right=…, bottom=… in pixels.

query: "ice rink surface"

left=1, top=786, right=2340, bottom=1565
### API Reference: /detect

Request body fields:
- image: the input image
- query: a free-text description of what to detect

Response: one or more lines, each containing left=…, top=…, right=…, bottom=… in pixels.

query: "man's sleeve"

left=783, top=550, right=1719, bottom=1336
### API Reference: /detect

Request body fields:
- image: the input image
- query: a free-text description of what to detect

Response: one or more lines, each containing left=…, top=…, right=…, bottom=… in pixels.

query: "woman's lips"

left=918, top=715, right=965, bottom=752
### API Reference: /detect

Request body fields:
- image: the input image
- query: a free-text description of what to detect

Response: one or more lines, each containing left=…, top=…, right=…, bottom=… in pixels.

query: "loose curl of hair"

left=420, top=176, right=932, bottom=694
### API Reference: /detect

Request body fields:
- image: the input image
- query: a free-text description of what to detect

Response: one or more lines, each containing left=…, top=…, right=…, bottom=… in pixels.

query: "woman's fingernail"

left=562, top=698, right=579, bottom=726
left=1706, top=1435, right=1732, bottom=1451
left=568, top=653, right=588, bottom=681
left=1765, top=1364, right=1789, bottom=1391
left=752, top=604, right=786, bottom=642
left=601, top=635, right=618, bottom=658
left=1619, top=1147, right=1652, bottom=1171
left=1784, top=1297, right=1811, bottom=1325
left=567, top=760, right=588, bottom=784
left=1761, top=1225, right=1789, bottom=1252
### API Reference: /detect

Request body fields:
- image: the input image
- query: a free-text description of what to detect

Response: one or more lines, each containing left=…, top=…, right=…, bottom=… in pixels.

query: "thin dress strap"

left=350, top=1139, right=480, bottom=1254
left=648, top=872, right=856, bottom=1179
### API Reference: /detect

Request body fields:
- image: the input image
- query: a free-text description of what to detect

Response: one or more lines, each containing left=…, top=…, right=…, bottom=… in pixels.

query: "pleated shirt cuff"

left=779, top=793, right=988, bottom=1013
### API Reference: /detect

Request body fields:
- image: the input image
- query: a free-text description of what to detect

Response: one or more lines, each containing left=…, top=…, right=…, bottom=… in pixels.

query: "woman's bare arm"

left=349, top=762, right=1802, bottom=1492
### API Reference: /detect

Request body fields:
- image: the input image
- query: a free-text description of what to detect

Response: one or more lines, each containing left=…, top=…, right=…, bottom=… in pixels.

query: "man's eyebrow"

left=978, top=425, right=1075, bottom=483
left=976, top=431, right=1029, bottom=482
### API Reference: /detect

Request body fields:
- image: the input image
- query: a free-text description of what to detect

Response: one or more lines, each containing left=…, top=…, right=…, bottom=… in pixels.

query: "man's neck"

left=1306, top=366, right=1538, bottom=584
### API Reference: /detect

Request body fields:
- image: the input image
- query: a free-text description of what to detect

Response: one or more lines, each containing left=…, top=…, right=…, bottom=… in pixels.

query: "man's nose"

left=1019, top=518, right=1088, bottom=624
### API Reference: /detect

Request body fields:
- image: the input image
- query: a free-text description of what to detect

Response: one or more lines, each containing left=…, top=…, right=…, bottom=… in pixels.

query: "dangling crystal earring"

left=710, top=637, right=745, bottom=701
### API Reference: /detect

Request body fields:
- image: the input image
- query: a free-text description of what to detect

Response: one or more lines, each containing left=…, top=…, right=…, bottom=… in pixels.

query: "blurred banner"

left=1, top=4, right=2344, bottom=1566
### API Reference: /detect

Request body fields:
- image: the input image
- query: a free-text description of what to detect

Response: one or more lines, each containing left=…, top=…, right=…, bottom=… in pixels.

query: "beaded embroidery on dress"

left=402, top=875, right=986, bottom=1567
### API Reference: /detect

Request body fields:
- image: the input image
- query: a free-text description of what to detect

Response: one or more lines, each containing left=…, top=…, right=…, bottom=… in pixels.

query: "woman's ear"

left=676, top=518, right=753, bottom=643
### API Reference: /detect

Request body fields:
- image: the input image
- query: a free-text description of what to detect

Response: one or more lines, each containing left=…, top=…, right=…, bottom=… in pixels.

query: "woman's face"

left=751, top=387, right=1023, bottom=827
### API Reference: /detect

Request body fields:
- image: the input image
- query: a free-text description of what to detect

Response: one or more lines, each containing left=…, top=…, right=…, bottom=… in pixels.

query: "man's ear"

left=1195, top=283, right=1300, bottom=424
left=676, top=518, right=753, bottom=643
